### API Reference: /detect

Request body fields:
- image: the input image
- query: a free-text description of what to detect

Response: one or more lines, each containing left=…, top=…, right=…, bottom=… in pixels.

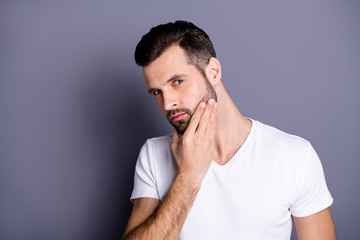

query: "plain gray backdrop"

left=1, top=1, right=359, bottom=239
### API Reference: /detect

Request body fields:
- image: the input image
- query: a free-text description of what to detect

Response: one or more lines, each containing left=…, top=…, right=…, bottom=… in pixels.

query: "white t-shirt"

left=131, top=119, right=333, bottom=240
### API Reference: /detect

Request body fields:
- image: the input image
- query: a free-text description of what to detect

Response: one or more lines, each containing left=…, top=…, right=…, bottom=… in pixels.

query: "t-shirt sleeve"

left=289, top=142, right=333, bottom=217
left=130, top=140, right=159, bottom=201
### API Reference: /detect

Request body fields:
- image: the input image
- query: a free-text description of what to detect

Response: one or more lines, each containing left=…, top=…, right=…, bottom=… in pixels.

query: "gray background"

left=1, top=1, right=359, bottom=239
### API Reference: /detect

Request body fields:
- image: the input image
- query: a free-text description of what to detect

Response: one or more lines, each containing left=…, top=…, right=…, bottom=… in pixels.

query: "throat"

left=213, top=149, right=239, bottom=166
left=213, top=118, right=253, bottom=166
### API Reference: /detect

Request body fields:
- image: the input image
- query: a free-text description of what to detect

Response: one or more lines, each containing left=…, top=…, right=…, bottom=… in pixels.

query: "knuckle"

left=194, top=137, right=202, bottom=145
left=182, top=135, right=191, bottom=144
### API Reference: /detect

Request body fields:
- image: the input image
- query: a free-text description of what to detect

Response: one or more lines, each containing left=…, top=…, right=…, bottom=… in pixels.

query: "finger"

left=172, top=127, right=180, bottom=144
left=205, top=107, right=216, bottom=149
left=196, top=99, right=216, bottom=134
left=205, top=102, right=217, bottom=135
left=184, top=101, right=206, bottom=135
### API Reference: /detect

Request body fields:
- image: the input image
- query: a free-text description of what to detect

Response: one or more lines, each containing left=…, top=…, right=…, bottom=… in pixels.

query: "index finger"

left=183, top=101, right=206, bottom=135
left=196, top=99, right=216, bottom=134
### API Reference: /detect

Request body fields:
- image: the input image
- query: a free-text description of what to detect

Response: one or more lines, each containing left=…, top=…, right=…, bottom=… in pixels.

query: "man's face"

left=143, top=45, right=217, bottom=134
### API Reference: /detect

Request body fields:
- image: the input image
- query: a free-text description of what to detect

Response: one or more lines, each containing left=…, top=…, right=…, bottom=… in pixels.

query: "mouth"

left=171, top=112, right=187, bottom=122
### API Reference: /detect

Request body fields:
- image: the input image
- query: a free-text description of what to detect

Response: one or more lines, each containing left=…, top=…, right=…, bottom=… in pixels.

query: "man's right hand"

left=171, top=98, right=217, bottom=187
left=123, top=99, right=217, bottom=240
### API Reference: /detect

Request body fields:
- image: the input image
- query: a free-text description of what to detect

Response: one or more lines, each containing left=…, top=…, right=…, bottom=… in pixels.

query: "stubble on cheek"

left=166, top=77, right=217, bottom=134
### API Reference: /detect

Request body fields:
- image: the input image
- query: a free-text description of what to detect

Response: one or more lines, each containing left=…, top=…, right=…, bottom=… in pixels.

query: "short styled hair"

left=134, top=20, right=216, bottom=76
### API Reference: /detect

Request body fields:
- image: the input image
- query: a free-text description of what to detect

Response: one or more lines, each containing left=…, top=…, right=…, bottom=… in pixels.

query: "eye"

left=151, top=89, right=161, bottom=96
left=173, top=79, right=183, bottom=86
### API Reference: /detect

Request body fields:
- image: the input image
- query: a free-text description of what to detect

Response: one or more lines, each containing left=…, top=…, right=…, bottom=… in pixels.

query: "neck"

left=213, top=82, right=252, bottom=165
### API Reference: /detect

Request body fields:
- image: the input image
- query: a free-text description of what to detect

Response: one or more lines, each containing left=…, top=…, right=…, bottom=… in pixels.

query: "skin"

left=293, top=208, right=337, bottom=240
left=122, top=44, right=337, bottom=239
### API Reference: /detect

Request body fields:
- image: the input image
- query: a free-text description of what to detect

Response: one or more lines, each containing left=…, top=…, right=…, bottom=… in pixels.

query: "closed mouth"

left=171, top=112, right=187, bottom=121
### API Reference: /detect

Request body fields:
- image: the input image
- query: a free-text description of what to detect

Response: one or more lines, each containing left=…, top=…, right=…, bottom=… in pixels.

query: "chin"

left=173, top=120, right=189, bottom=135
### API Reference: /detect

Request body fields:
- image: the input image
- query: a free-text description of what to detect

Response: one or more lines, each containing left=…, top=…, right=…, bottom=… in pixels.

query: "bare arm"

left=293, top=208, right=337, bottom=240
left=123, top=198, right=160, bottom=237
left=122, top=99, right=217, bottom=240
left=122, top=173, right=201, bottom=240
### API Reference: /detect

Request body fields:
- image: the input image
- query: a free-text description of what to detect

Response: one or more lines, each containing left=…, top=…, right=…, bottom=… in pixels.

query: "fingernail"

left=200, top=102, right=206, bottom=108
left=209, top=99, right=215, bottom=105
left=214, top=103, right=218, bottom=109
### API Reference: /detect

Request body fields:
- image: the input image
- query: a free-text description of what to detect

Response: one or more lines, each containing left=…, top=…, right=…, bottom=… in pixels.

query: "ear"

left=205, top=57, right=222, bottom=86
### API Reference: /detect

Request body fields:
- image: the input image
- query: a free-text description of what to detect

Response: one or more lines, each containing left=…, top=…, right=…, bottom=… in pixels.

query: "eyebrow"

left=147, top=73, right=187, bottom=94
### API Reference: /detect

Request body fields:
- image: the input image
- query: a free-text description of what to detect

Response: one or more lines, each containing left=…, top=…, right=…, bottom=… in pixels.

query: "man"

left=123, top=20, right=336, bottom=239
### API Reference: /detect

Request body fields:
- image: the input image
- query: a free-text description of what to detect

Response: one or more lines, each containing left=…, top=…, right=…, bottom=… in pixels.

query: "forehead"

left=143, top=45, right=192, bottom=85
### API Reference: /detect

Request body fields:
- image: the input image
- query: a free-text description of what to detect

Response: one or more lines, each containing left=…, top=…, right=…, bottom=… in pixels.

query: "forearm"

left=123, top=173, right=200, bottom=240
left=124, top=100, right=216, bottom=240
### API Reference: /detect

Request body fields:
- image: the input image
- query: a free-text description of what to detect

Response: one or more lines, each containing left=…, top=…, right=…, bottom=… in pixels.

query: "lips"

left=171, top=112, right=187, bottom=121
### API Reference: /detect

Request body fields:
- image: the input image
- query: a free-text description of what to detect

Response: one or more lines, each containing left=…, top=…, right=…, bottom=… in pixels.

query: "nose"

left=162, top=90, right=178, bottom=111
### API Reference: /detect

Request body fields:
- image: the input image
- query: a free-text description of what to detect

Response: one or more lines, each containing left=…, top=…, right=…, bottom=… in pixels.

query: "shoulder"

left=143, top=134, right=173, bottom=152
left=253, top=120, right=312, bottom=154
left=135, top=134, right=174, bottom=177
left=146, top=134, right=173, bottom=144
left=138, top=134, right=173, bottom=165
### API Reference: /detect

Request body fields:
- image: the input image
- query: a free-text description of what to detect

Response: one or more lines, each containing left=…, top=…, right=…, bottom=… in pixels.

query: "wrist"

left=176, top=170, right=203, bottom=191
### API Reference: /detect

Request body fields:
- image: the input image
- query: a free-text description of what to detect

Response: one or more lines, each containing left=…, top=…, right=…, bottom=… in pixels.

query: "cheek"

left=154, top=97, right=166, bottom=114
left=182, top=85, right=206, bottom=111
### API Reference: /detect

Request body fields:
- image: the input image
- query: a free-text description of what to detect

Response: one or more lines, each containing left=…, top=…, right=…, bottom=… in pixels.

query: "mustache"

left=167, top=108, right=192, bottom=120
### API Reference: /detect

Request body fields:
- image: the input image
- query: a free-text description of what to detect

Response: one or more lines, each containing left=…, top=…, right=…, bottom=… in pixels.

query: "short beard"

left=167, top=107, right=192, bottom=134
left=167, top=77, right=217, bottom=135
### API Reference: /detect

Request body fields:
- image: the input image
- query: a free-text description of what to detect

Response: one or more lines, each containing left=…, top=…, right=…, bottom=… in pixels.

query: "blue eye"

left=152, top=89, right=161, bottom=96
left=174, top=79, right=183, bottom=85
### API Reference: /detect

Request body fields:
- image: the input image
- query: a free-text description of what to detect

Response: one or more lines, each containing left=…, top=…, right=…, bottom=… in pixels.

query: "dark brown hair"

left=134, top=20, right=216, bottom=77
